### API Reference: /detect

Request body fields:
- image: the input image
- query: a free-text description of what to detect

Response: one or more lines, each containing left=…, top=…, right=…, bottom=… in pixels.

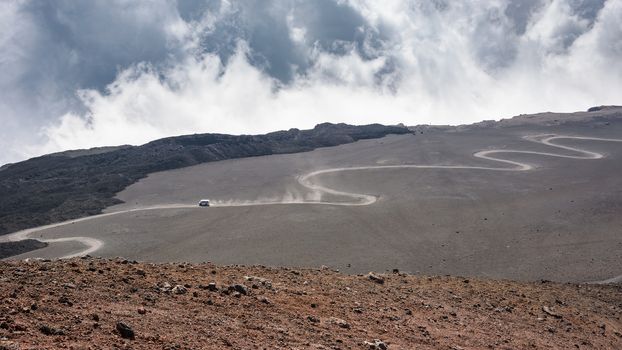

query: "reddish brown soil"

left=1, top=258, right=621, bottom=349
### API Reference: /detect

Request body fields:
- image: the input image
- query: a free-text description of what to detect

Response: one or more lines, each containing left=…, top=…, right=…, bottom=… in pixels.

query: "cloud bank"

left=1, top=0, right=620, bottom=165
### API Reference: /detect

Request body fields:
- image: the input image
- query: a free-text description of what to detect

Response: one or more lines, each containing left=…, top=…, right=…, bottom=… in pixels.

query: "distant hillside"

left=0, top=123, right=410, bottom=236
left=465, top=105, right=622, bottom=129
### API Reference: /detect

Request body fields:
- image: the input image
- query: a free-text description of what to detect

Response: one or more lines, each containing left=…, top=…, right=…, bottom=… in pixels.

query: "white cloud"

left=3, top=0, right=621, bottom=164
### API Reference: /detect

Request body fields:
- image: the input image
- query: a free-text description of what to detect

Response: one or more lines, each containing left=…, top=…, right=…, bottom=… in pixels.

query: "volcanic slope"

left=6, top=113, right=622, bottom=283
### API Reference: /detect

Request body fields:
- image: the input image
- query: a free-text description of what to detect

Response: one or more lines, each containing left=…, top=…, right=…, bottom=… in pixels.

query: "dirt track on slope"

left=5, top=124, right=622, bottom=283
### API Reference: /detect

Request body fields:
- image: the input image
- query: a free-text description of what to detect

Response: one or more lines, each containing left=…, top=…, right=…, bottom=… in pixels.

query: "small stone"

left=137, top=307, right=147, bottom=315
left=206, top=282, right=218, bottom=292
left=116, top=322, right=135, bottom=339
left=172, top=285, right=187, bottom=295
left=364, top=339, right=387, bottom=350
left=39, top=324, right=65, bottom=336
left=367, top=273, right=385, bottom=284
left=233, top=284, right=248, bottom=295
left=542, top=306, right=562, bottom=319
left=58, top=296, right=73, bottom=306
left=307, top=315, right=320, bottom=323
left=329, top=317, right=350, bottom=329
left=160, top=282, right=172, bottom=292
left=257, top=296, right=271, bottom=304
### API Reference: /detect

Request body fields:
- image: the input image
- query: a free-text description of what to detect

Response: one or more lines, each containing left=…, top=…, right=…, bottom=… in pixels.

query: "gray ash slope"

left=11, top=106, right=619, bottom=283
left=0, top=123, right=409, bottom=236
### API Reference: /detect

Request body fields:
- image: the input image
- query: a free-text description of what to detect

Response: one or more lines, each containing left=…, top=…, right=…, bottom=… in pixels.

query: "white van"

left=198, top=199, right=210, bottom=207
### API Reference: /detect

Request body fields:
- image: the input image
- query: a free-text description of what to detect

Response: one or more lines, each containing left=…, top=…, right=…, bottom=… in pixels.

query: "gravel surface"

left=1, top=258, right=621, bottom=349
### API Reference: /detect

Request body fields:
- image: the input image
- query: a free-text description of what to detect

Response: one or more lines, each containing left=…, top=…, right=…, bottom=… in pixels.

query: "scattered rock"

left=257, top=296, right=271, bottom=304
left=233, top=284, right=248, bottom=295
left=367, top=273, right=385, bottom=284
left=116, top=322, right=135, bottom=340
left=542, top=306, right=562, bottom=319
left=39, top=324, right=65, bottom=336
left=364, top=339, right=387, bottom=349
left=172, top=285, right=187, bottom=295
left=1, top=258, right=620, bottom=348
left=329, top=317, right=350, bottom=329
left=307, top=316, right=320, bottom=323
left=158, top=282, right=173, bottom=293
left=57, top=296, right=73, bottom=306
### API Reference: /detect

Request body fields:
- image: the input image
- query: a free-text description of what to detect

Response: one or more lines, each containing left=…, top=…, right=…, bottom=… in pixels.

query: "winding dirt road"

left=2, top=134, right=621, bottom=281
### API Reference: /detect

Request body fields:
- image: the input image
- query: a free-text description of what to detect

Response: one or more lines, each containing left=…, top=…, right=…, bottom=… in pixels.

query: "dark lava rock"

left=233, top=284, right=248, bottom=295
left=57, top=296, right=73, bottom=306
left=39, top=324, right=65, bottom=336
left=307, top=316, right=320, bottom=323
left=0, top=239, right=48, bottom=259
left=367, top=273, right=385, bottom=284
left=116, top=322, right=135, bottom=339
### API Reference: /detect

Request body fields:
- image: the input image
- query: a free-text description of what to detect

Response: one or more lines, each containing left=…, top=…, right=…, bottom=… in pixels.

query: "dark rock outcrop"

left=0, top=240, right=48, bottom=259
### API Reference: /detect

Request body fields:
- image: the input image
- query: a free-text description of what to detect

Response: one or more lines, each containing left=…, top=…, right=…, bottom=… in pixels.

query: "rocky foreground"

left=0, top=259, right=620, bottom=349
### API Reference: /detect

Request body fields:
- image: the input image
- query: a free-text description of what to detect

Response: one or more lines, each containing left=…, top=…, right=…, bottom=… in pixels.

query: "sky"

left=1, top=0, right=620, bottom=165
